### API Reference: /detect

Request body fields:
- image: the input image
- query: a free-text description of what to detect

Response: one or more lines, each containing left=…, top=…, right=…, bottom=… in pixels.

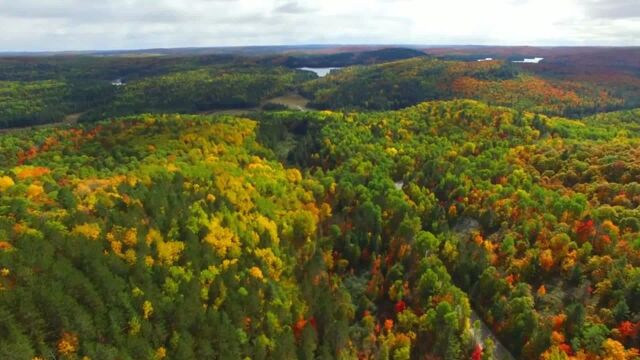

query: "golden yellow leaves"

left=0, top=176, right=15, bottom=191
left=72, top=223, right=101, bottom=240
left=26, top=184, right=45, bottom=199
left=128, top=316, right=141, bottom=335
left=204, top=217, right=240, bottom=258
left=142, top=300, right=154, bottom=320
left=145, top=256, right=155, bottom=267
left=254, top=248, right=283, bottom=280
left=215, top=173, right=255, bottom=213
left=249, top=266, right=264, bottom=280
left=385, top=147, right=399, bottom=156
left=286, top=168, right=303, bottom=183
left=57, top=332, right=79, bottom=356
left=145, top=229, right=184, bottom=266
left=106, top=227, right=138, bottom=263
left=123, top=228, right=138, bottom=247
left=320, top=203, right=332, bottom=219
left=255, top=215, right=279, bottom=244
left=602, top=338, right=638, bottom=360
left=157, top=243, right=184, bottom=267
left=155, top=347, right=167, bottom=360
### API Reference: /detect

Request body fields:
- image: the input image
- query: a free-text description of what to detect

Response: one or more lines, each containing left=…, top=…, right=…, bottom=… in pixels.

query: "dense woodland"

left=0, top=48, right=640, bottom=359
left=301, top=57, right=640, bottom=117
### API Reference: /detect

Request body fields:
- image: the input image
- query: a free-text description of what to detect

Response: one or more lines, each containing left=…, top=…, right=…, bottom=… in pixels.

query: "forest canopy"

left=1, top=47, right=640, bottom=359
left=1, top=98, right=640, bottom=358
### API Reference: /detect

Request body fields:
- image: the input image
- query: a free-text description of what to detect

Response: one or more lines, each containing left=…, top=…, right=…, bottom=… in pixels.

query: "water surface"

left=298, top=67, right=341, bottom=77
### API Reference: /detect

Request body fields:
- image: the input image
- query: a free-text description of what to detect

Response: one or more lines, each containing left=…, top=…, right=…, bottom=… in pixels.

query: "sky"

left=0, top=0, right=638, bottom=51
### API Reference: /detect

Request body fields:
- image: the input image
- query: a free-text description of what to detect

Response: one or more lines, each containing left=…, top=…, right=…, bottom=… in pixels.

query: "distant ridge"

left=0, top=45, right=425, bottom=58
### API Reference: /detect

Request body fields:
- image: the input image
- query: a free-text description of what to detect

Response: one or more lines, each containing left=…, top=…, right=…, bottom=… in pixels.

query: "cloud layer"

left=0, top=0, right=638, bottom=51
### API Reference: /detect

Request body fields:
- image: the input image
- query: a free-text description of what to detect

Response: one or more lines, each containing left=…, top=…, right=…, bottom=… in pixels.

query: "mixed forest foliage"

left=2, top=47, right=640, bottom=359
left=80, top=66, right=313, bottom=121
left=2, top=49, right=640, bottom=128
left=1, top=98, right=640, bottom=359
left=302, top=57, right=640, bottom=117
left=270, top=48, right=426, bottom=68
left=0, top=56, right=312, bottom=128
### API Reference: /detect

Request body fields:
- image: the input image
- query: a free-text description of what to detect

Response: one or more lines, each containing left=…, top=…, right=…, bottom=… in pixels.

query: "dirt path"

left=201, top=92, right=310, bottom=116
left=62, top=112, right=83, bottom=125
left=1, top=93, right=311, bottom=134
left=453, top=218, right=515, bottom=359
left=471, top=310, right=515, bottom=360
left=266, top=93, right=309, bottom=111
left=0, top=112, right=84, bottom=134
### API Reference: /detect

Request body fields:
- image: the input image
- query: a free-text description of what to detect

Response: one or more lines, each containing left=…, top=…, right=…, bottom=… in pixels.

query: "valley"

left=0, top=46, right=639, bottom=360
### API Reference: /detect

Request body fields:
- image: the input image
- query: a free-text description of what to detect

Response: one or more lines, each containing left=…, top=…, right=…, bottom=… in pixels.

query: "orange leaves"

left=575, top=219, right=596, bottom=242
left=451, top=75, right=593, bottom=115
left=447, top=204, right=458, bottom=217
left=540, top=249, right=554, bottom=272
left=16, top=166, right=50, bottom=180
left=473, top=232, right=484, bottom=245
left=558, top=343, right=572, bottom=356
left=551, top=331, right=565, bottom=344
left=537, top=285, right=547, bottom=296
left=293, top=317, right=318, bottom=340
left=601, top=220, right=620, bottom=239
left=552, top=313, right=567, bottom=330
left=17, top=146, right=38, bottom=165
left=384, top=319, right=394, bottom=332
left=57, top=332, right=78, bottom=356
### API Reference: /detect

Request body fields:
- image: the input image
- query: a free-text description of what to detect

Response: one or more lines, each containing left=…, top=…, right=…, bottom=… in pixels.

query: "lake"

left=298, top=67, right=341, bottom=77
left=513, top=57, right=544, bottom=64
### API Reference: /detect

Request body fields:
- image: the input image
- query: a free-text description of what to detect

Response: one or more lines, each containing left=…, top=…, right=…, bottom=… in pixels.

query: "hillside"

left=301, top=57, right=640, bottom=117
left=272, top=48, right=427, bottom=68
left=1, top=101, right=639, bottom=359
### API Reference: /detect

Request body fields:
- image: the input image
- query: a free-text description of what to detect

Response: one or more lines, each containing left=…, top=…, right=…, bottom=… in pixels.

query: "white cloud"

left=0, top=0, right=637, bottom=51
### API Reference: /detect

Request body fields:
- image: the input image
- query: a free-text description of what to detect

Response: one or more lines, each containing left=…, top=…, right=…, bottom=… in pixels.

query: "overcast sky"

left=0, top=0, right=638, bottom=51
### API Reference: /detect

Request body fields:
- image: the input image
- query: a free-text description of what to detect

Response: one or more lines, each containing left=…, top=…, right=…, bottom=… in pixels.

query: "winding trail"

left=470, top=310, right=515, bottom=360
left=0, top=112, right=83, bottom=134
left=201, top=92, right=310, bottom=115
left=453, top=218, right=516, bottom=360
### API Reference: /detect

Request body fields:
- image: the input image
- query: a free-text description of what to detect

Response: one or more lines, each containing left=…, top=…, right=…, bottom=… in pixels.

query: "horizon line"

left=1, top=43, right=639, bottom=55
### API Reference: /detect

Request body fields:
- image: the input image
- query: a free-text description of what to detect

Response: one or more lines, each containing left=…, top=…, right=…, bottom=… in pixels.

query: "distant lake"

left=513, top=57, right=544, bottom=64
left=298, top=67, right=341, bottom=77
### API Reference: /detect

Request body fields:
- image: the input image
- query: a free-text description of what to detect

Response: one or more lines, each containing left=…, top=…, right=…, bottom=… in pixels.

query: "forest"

left=0, top=47, right=640, bottom=359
